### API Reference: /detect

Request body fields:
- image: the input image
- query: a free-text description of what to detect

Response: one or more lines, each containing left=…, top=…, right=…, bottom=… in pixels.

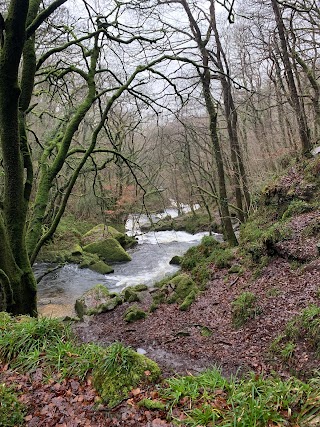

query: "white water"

left=36, top=209, right=222, bottom=316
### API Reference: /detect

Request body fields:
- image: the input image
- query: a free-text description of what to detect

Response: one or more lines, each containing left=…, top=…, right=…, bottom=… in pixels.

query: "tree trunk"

left=0, top=0, right=37, bottom=315
left=271, top=0, right=311, bottom=154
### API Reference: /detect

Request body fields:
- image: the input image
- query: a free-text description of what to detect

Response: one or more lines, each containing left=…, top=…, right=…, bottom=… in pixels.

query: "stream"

left=36, top=210, right=223, bottom=317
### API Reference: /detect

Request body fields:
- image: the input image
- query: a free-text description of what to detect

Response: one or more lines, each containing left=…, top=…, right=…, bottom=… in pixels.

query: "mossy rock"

left=132, top=284, right=148, bottom=292
left=88, top=261, right=114, bottom=275
left=121, top=287, right=140, bottom=303
left=75, top=284, right=122, bottom=319
left=169, top=255, right=182, bottom=265
left=82, top=224, right=124, bottom=245
left=179, top=289, right=197, bottom=311
left=83, top=238, right=131, bottom=263
left=79, top=252, right=101, bottom=268
left=124, top=305, right=147, bottom=323
left=92, top=343, right=160, bottom=406
left=152, top=273, right=199, bottom=311
left=71, top=244, right=83, bottom=256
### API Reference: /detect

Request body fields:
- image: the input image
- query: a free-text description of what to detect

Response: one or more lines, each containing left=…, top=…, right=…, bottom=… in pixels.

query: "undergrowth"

left=231, top=291, right=260, bottom=328
left=271, top=305, right=320, bottom=360
left=0, top=383, right=25, bottom=426
left=0, top=313, right=160, bottom=407
left=160, top=367, right=320, bottom=426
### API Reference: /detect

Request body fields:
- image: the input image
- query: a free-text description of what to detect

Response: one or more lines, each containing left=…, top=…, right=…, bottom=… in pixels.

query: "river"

left=35, top=211, right=223, bottom=317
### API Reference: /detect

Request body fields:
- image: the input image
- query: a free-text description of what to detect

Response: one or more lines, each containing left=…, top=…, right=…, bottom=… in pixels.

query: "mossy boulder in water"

left=82, top=224, right=137, bottom=249
left=92, top=342, right=160, bottom=406
left=75, top=284, right=122, bottom=319
left=82, top=224, right=124, bottom=245
left=88, top=261, right=114, bottom=275
left=83, top=238, right=131, bottom=263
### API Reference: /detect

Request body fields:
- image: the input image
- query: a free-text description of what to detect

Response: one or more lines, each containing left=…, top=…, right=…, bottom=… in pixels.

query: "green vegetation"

left=272, top=305, right=320, bottom=358
left=124, top=305, right=147, bottom=322
left=151, top=273, right=199, bottom=312
left=0, top=314, right=160, bottom=407
left=282, top=199, right=313, bottom=220
left=0, top=383, right=25, bottom=426
left=93, top=342, right=160, bottom=406
left=161, top=367, right=320, bottom=426
left=231, top=291, right=260, bottom=328
left=138, top=398, right=166, bottom=410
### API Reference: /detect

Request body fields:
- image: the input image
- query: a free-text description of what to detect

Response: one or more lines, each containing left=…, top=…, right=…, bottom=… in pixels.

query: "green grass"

left=160, top=368, right=320, bottom=426
left=0, top=313, right=160, bottom=407
left=231, top=291, right=260, bottom=328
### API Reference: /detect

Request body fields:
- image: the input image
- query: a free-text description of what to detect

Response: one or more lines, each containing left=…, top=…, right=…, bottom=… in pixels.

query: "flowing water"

left=36, top=211, right=222, bottom=317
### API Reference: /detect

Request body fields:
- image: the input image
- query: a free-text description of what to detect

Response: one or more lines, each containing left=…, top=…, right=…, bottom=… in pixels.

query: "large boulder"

left=83, top=238, right=131, bottom=263
left=75, top=284, right=122, bottom=318
left=82, top=224, right=125, bottom=246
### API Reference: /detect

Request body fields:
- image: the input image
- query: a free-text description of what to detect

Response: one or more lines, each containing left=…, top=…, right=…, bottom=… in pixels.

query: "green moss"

left=209, top=247, right=234, bottom=268
left=82, top=224, right=124, bottom=244
left=228, top=264, right=243, bottom=274
left=124, top=305, right=147, bottom=322
left=93, top=343, right=160, bottom=406
left=282, top=199, right=313, bottom=220
left=138, top=398, right=166, bottom=410
left=88, top=261, right=114, bottom=275
left=200, top=326, right=213, bottom=337
left=133, top=284, right=148, bottom=292
left=83, top=238, right=131, bottom=263
left=191, top=264, right=211, bottom=289
left=0, top=383, right=25, bottom=426
left=121, top=287, right=140, bottom=303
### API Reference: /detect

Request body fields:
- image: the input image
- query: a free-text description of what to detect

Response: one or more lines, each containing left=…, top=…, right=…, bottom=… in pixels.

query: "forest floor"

left=1, top=159, right=320, bottom=426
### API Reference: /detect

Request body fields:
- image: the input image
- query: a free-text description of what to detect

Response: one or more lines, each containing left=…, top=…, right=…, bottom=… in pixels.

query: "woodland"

left=0, top=0, right=320, bottom=425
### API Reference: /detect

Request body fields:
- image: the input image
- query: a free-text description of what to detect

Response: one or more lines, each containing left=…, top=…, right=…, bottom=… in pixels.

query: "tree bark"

left=271, top=0, right=311, bottom=154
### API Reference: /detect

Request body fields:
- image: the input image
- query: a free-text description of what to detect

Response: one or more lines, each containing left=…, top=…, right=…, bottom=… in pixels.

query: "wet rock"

left=75, top=284, right=122, bottom=319
left=83, top=237, right=131, bottom=263
left=169, top=255, right=182, bottom=265
left=82, top=224, right=137, bottom=249
left=88, top=260, right=114, bottom=275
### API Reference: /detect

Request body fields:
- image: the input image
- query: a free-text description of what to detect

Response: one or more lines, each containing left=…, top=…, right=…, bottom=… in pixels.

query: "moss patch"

left=152, top=273, right=199, bottom=311
left=83, top=238, right=131, bottom=263
left=93, top=343, right=160, bottom=407
left=124, top=305, right=147, bottom=323
left=88, top=261, right=114, bottom=275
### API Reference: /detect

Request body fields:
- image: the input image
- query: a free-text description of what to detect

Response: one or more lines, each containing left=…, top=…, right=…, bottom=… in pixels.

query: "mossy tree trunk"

left=0, top=0, right=37, bottom=315
left=0, top=0, right=67, bottom=315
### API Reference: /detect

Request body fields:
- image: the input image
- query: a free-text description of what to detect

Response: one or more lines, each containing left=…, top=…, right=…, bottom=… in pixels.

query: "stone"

left=83, top=238, right=131, bottom=263
left=88, top=261, right=114, bottom=275
left=75, top=284, right=122, bottom=318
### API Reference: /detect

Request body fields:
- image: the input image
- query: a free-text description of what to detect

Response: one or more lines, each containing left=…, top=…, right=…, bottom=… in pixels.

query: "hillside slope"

left=74, top=156, right=320, bottom=379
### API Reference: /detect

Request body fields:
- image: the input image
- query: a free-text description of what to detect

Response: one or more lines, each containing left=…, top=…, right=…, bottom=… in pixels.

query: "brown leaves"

left=1, top=365, right=174, bottom=427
